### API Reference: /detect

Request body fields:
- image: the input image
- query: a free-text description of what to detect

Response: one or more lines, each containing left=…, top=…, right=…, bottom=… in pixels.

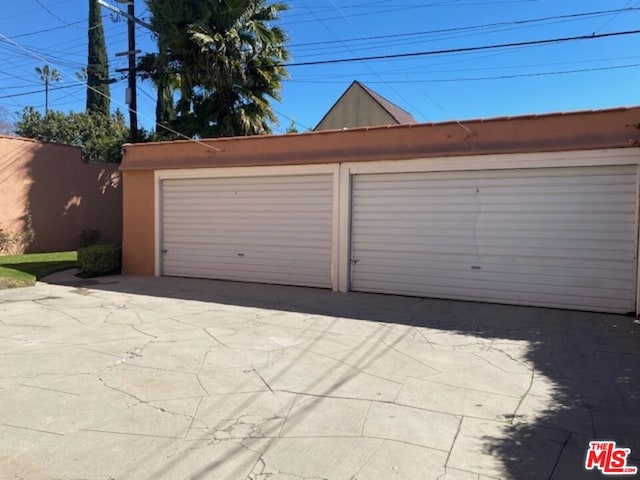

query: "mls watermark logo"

left=585, top=441, right=638, bottom=475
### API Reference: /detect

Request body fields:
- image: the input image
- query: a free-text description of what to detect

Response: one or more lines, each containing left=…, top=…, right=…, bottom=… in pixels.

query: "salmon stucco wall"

left=0, top=136, right=122, bottom=253
left=121, top=170, right=155, bottom=275
left=121, top=107, right=640, bottom=171
left=119, top=107, right=640, bottom=277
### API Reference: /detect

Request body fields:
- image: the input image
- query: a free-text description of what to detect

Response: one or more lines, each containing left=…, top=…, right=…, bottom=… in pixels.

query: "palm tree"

left=35, top=65, right=62, bottom=114
left=144, top=0, right=289, bottom=138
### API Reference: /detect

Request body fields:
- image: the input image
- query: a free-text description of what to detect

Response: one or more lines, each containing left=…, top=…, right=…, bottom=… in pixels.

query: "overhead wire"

left=593, top=0, right=635, bottom=34
left=0, top=31, right=221, bottom=151
left=295, top=0, right=425, bottom=122
left=291, top=62, right=640, bottom=84
left=288, top=6, right=640, bottom=49
left=284, top=28, right=640, bottom=66
left=34, top=0, right=86, bottom=29
left=323, top=0, right=466, bottom=126
left=284, top=0, right=541, bottom=24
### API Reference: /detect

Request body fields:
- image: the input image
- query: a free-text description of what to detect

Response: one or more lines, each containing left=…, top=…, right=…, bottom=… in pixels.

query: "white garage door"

left=161, top=174, right=333, bottom=288
left=351, top=165, right=638, bottom=313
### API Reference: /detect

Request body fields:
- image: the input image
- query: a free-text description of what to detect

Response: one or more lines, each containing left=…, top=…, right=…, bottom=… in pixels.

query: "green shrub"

left=79, top=229, right=102, bottom=247
left=77, top=244, right=121, bottom=276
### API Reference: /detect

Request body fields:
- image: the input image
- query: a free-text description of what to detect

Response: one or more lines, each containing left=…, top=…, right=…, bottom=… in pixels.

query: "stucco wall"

left=0, top=136, right=122, bottom=253
left=121, top=107, right=640, bottom=171
left=121, top=170, right=154, bottom=275
left=120, top=107, right=640, bottom=276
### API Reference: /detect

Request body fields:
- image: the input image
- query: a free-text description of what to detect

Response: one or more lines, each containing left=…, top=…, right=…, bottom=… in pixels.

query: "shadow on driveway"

left=42, top=271, right=640, bottom=479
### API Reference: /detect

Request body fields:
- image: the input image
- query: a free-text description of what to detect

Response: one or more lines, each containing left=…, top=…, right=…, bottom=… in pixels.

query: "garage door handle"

left=162, top=249, right=168, bottom=254
left=351, top=258, right=359, bottom=264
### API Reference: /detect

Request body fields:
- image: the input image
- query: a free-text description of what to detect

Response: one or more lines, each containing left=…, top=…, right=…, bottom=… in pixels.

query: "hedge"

left=77, top=244, right=121, bottom=276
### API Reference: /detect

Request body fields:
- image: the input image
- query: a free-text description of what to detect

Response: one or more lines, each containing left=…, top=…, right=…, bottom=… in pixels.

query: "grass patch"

left=0, top=251, right=77, bottom=288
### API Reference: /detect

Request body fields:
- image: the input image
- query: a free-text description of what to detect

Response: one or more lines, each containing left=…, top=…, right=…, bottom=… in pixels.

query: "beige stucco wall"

left=120, top=107, right=640, bottom=276
left=315, top=85, right=397, bottom=131
left=0, top=136, right=122, bottom=253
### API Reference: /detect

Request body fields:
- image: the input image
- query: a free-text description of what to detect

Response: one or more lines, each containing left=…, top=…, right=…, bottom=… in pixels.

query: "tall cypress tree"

left=87, top=0, right=110, bottom=115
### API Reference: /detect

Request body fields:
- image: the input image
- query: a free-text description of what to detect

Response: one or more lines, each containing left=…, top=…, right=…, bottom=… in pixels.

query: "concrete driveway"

left=0, top=271, right=639, bottom=480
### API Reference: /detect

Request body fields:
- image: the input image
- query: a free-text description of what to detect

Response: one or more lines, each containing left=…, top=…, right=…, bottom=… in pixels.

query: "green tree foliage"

left=15, top=107, right=129, bottom=163
left=140, top=0, right=289, bottom=138
left=35, top=65, right=61, bottom=114
left=87, top=0, right=111, bottom=115
left=138, top=45, right=177, bottom=133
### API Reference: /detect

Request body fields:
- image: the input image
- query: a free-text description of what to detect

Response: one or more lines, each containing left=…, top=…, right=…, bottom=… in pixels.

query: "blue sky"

left=0, top=0, right=639, bottom=134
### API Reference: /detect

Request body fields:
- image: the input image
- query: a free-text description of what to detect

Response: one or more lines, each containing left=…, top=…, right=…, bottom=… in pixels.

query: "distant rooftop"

left=355, top=81, right=416, bottom=125
left=314, top=80, right=416, bottom=131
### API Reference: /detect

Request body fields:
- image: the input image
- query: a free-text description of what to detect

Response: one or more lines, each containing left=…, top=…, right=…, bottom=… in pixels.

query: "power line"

left=34, top=0, right=84, bottom=29
left=296, top=0, right=425, bottom=122
left=291, top=54, right=640, bottom=79
left=0, top=31, right=221, bottom=151
left=0, top=84, right=80, bottom=99
left=288, top=6, right=640, bottom=48
left=291, top=62, right=640, bottom=84
left=12, top=19, right=85, bottom=38
left=284, top=0, right=542, bottom=25
left=285, top=28, right=640, bottom=67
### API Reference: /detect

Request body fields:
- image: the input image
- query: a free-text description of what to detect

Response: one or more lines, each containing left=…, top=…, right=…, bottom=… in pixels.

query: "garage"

left=160, top=173, right=334, bottom=288
left=350, top=165, right=638, bottom=313
left=121, top=107, right=640, bottom=314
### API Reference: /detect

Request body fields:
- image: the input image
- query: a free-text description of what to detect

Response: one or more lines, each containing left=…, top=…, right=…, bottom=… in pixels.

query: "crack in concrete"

left=79, top=428, right=183, bottom=439
left=444, top=416, right=463, bottom=470
left=347, top=439, right=385, bottom=480
left=380, top=338, right=443, bottom=374
left=272, top=389, right=464, bottom=422
left=249, top=366, right=274, bottom=394
left=184, top=397, right=204, bottom=440
left=196, top=413, right=285, bottom=446
left=97, top=375, right=196, bottom=422
left=2, top=423, right=65, bottom=436
left=508, top=369, right=535, bottom=425
left=411, top=327, right=437, bottom=351
left=17, top=383, right=79, bottom=397
left=288, top=345, right=404, bottom=386
left=359, top=401, right=373, bottom=437
left=404, top=375, right=523, bottom=400
left=547, top=431, right=572, bottom=480
left=130, top=325, right=157, bottom=339
left=33, top=300, right=84, bottom=325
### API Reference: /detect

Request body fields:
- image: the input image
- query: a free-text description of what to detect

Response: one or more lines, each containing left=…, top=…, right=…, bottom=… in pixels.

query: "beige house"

left=314, top=81, right=415, bottom=131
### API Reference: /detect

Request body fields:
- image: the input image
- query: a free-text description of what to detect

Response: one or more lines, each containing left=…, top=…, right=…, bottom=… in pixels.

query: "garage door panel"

left=164, top=196, right=332, bottom=207
left=165, top=241, right=331, bottom=259
left=357, top=279, right=628, bottom=312
left=355, top=236, right=634, bottom=253
left=354, top=253, right=635, bottom=280
left=355, top=225, right=634, bottom=241
left=358, top=167, right=632, bottom=182
left=354, top=192, right=634, bottom=207
left=161, top=174, right=333, bottom=288
left=356, top=240, right=632, bottom=262
left=356, top=211, right=634, bottom=224
left=355, top=264, right=632, bottom=292
left=351, top=165, right=637, bottom=313
left=164, top=183, right=332, bottom=193
left=163, top=259, right=330, bottom=278
left=163, top=231, right=333, bottom=245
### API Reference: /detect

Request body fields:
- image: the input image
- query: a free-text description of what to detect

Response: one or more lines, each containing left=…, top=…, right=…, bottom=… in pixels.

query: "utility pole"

left=109, top=0, right=141, bottom=143
left=125, top=1, right=138, bottom=142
